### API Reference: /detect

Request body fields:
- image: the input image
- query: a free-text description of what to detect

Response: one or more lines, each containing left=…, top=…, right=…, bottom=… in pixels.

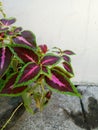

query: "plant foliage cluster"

left=0, top=3, right=80, bottom=113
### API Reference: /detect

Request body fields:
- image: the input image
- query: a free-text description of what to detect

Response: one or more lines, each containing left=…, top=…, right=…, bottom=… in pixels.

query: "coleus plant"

left=0, top=16, right=81, bottom=114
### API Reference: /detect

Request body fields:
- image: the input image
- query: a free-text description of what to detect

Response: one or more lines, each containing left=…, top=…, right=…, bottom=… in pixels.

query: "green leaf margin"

left=0, top=72, right=28, bottom=97
left=41, top=53, right=61, bottom=67
left=14, top=62, right=41, bottom=88
left=8, top=44, right=39, bottom=64
left=44, top=69, right=81, bottom=97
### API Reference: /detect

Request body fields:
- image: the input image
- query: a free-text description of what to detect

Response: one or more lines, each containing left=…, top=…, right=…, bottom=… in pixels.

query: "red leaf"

left=63, top=50, right=75, bottom=55
left=39, top=44, right=48, bottom=53
left=45, top=91, right=52, bottom=99
left=63, top=62, right=74, bottom=75
left=53, top=66, right=73, bottom=78
left=14, top=27, right=22, bottom=33
left=62, top=55, right=71, bottom=63
left=0, top=47, right=13, bottom=77
left=13, top=30, right=36, bottom=48
left=7, top=27, right=22, bottom=35
left=44, top=69, right=74, bottom=92
left=42, top=66, right=48, bottom=73
left=0, top=27, right=9, bottom=32
left=0, top=18, right=16, bottom=26
left=41, top=54, right=60, bottom=66
left=12, top=46, right=39, bottom=63
left=42, top=66, right=51, bottom=77
left=0, top=73, right=27, bottom=95
left=15, top=62, right=41, bottom=86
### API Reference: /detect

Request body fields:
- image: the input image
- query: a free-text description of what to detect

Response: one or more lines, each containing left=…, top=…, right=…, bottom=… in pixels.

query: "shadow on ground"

left=63, top=97, right=98, bottom=130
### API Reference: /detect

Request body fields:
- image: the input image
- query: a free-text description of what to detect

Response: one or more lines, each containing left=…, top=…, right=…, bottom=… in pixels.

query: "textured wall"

left=1, top=0, right=98, bottom=84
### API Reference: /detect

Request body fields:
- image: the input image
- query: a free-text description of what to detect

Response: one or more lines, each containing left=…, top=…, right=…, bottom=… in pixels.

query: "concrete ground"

left=9, top=85, right=98, bottom=130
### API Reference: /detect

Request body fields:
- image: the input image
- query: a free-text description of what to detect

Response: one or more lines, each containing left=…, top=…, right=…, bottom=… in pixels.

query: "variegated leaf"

left=62, top=55, right=71, bottom=63
left=0, top=73, right=27, bottom=96
left=7, top=27, right=22, bottom=35
left=13, top=30, right=36, bottom=48
left=41, top=54, right=60, bottom=66
left=0, top=32, right=5, bottom=42
left=0, top=27, right=9, bottom=32
left=15, top=62, right=41, bottom=87
left=52, top=66, right=73, bottom=78
left=44, top=69, right=79, bottom=96
left=39, top=44, right=48, bottom=53
left=45, top=91, right=52, bottom=99
left=63, top=62, right=74, bottom=75
left=11, top=46, right=39, bottom=63
left=41, top=66, right=51, bottom=77
left=0, top=18, right=16, bottom=26
left=0, top=47, right=13, bottom=77
left=63, top=50, right=75, bottom=55
left=14, top=27, right=22, bottom=33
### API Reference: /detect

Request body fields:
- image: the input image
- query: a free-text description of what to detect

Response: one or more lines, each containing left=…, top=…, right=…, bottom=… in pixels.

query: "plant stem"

left=41, top=82, right=45, bottom=93
left=39, top=82, right=46, bottom=111
left=1, top=102, right=23, bottom=130
left=0, top=2, right=6, bottom=17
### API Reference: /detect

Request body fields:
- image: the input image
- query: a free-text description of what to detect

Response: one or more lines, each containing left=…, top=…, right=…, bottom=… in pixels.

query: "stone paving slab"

left=1, top=85, right=98, bottom=130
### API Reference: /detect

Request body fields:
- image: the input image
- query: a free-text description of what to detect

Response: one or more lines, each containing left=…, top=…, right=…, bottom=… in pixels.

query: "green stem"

left=39, top=82, right=46, bottom=111
left=41, top=82, right=45, bottom=93
left=0, top=2, right=6, bottom=18
left=1, top=102, right=23, bottom=130
left=0, top=8, right=6, bottom=17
